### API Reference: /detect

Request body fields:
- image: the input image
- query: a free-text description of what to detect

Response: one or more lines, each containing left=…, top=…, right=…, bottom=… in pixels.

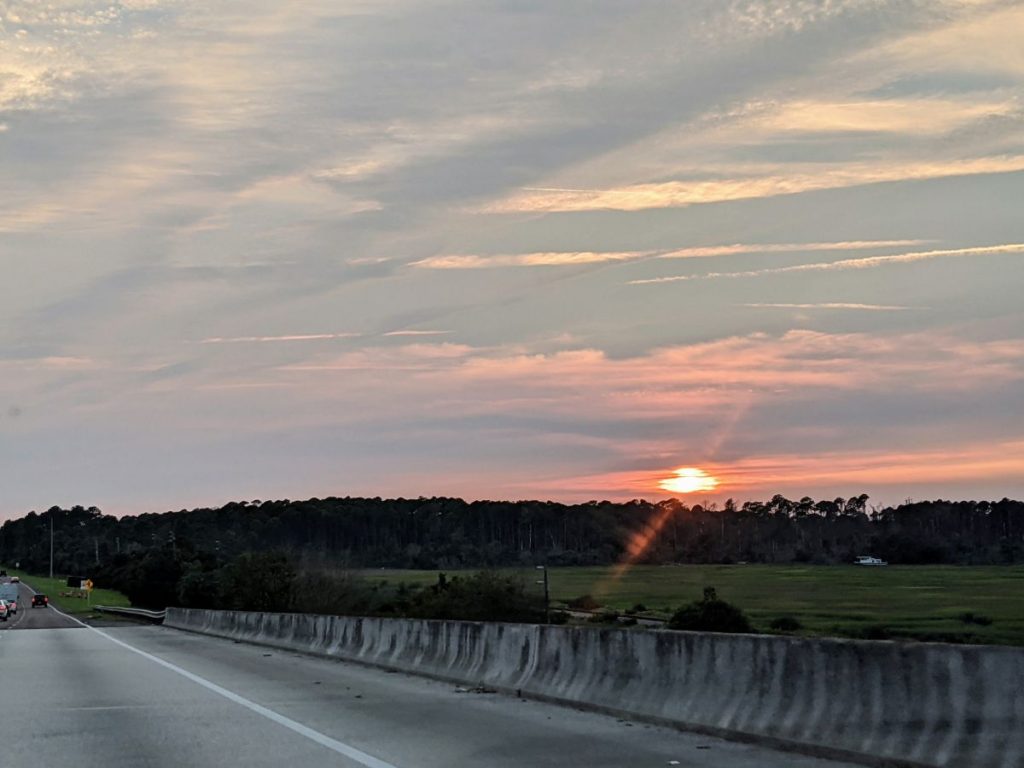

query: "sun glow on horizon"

left=659, top=467, right=719, bottom=495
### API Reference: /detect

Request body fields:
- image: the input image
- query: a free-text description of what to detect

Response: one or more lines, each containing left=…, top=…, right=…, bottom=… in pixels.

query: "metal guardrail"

left=564, top=607, right=667, bottom=626
left=94, top=605, right=166, bottom=623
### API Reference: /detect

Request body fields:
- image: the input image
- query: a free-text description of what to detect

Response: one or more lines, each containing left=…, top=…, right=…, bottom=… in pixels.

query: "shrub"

left=220, top=552, right=295, bottom=612
left=567, top=594, right=602, bottom=610
left=668, top=587, right=753, bottom=634
left=289, top=570, right=380, bottom=616
left=630, top=603, right=648, bottom=613
left=769, top=616, right=802, bottom=632
left=406, top=570, right=543, bottom=623
left=177, top=565, right=223, bottom=609
left=959, top=612, right=994, bottom=626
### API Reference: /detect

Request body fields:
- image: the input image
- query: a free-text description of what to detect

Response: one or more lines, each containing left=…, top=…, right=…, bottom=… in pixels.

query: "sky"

left=2, top=0, right=1023, bottom=519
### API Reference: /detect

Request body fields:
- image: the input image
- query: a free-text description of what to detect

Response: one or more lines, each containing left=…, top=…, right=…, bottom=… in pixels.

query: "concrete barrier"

left=165, top=608, right=1024, bottom=768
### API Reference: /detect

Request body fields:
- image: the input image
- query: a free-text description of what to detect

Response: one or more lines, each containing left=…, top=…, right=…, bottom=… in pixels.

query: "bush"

left=769, top=616, right=802, bottom=632
left=289, top=570, right=380, bottom=616
left=630, top=603, right=647, bottom=613
left=406, top=571, right=543, bottom=623
left=112, top=549, right=184, bottom=609
left=567, top=594, right=602, bottom=610
left=668, top=587, right=752, bottom=634
left=959, top=611, right=994, bottom=626
left=177, top=565, right=223, bottom=609
left=220, top=552, right=295, bottom=612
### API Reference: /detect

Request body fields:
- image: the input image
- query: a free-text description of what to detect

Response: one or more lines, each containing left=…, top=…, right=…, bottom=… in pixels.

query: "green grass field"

left=363, top=564, right=1024, bottom=646
left=6, top=569, right=131, bottom=615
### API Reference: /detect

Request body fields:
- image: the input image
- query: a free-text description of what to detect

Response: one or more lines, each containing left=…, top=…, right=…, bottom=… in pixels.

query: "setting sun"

left=659, top=467, right=719, bottom=495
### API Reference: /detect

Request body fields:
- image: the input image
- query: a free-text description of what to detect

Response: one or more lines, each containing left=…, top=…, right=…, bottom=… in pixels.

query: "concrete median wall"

left=165, top=608, right=1024, bottom=768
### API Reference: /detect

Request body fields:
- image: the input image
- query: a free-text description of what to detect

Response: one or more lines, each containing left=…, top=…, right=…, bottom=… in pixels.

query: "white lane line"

left=53, top=608, right=401, bottom=768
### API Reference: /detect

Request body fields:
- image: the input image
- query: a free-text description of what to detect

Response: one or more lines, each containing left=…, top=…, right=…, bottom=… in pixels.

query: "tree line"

left=2, top=494, right=1023, bottom=583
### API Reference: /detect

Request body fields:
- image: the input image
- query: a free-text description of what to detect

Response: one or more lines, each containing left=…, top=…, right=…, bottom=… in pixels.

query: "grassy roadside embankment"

left=364, top=564, right=1024, bottom=646
left=5, top=568, right=131, bottom=615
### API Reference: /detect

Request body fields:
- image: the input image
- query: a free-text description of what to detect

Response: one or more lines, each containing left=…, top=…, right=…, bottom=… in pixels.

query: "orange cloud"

left=268, top=330, right=1024, bottom=431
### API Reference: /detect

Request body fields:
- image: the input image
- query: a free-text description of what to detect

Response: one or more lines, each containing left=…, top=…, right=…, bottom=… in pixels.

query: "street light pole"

left=535, top=565, right=550, bottom=623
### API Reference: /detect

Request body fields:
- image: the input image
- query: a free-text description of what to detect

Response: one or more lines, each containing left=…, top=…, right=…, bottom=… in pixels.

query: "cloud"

left=410, top=241, right=926, bottom=269
left=656, top=240, right=928, bottom=259
left=410, top=251, right=648, bottom=269
left=268, top=331, right=1024, bottom=430
left=199, top=333, right=361, bottom=344
left=481, top=156, right=1024, bottom=213
left=533, top=439, right=1024, bottom=500
left=278, top=343, right=475, bottom=372
left=3, top=0, right=1023, bottom=512
left=861, top=3, right=1024, bottom=78
left=631, top=243, right=1024, bottom=284
left=742, top=303, right=915, bottom=311
left=751, top=97, right=1019, bottom=135
left=0, top=356, right=98, bottom=371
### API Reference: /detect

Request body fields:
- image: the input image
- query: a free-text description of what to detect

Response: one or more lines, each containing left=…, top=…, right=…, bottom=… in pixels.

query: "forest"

left=2, top=494, right=1023, bottom=581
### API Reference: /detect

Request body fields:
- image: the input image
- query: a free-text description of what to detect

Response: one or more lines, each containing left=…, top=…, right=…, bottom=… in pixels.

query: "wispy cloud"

left=483, top=156, right=1024, bottom=213
left=657, top=240, right=928, bottom=259
left=199, top=333, right=360, bottom=344
left=742, top=303, right=916, bottom=311
left=411, top=251, right=649, bottom=269
left=631, top=243, right=1024, bottom=284
left=381, top=330, right=452, bottom=337
left=411, top=241, right=926, bottom=270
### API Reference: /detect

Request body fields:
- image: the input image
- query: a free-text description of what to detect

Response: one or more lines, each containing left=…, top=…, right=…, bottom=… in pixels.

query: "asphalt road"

left=0, top=582, right=81, bottom=630
left=0, top=594, right=860, bottom=768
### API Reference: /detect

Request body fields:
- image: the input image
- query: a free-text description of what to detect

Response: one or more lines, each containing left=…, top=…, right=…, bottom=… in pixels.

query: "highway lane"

left=0, top=619, right=862, bottom=768
left=0, top=581, right=82, bottom=630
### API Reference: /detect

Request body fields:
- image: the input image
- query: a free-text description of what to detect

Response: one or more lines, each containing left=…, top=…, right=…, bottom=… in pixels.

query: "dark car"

left=31, top=594, right=48, bottom=608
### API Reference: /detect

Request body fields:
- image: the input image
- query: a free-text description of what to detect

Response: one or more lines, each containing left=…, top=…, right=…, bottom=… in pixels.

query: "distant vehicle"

left=31, top=594, right=49, bottom=608
left=5, top=598, right=16, bottom=615
left=0, top=569, right=6, bottom=576
left=855, top=555, right=888, bottom=566
left=0, top=601, right=8, bottom=621
left=0, top=584, right=16, bottom=603
left=10, top=576, right=20, bottom=583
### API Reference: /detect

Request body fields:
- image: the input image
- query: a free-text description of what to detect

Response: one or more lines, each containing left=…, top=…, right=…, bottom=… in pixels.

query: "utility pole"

left=535, top=565, right=550, bottom=623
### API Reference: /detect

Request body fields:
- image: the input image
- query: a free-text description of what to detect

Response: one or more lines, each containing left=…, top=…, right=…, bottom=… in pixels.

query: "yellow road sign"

left=84, top=579, right=94, bottom=591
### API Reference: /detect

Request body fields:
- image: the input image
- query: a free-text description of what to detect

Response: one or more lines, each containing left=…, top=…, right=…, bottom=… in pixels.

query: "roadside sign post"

left=85, top=579, right=93, bottom=605
left=535, top=565, right=550, bottom=623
